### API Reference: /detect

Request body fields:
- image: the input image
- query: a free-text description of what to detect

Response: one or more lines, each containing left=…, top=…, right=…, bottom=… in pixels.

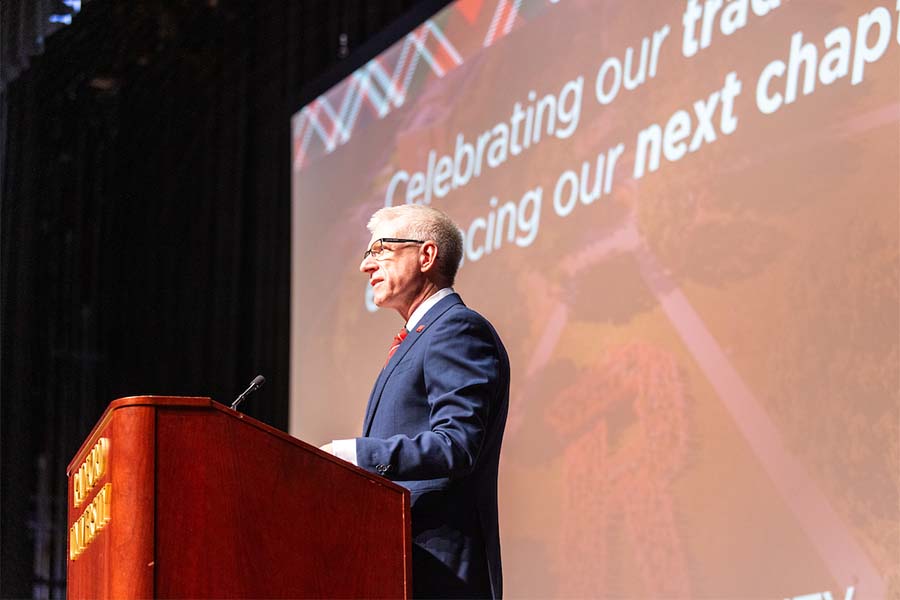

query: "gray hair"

left=368, top=204, right=464, bottom=285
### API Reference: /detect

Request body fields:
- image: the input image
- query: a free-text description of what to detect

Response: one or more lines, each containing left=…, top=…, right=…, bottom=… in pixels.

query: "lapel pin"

left=416, top=325, right=425, bottom=333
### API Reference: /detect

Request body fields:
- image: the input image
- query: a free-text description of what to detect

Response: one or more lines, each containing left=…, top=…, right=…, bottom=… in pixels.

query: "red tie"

left=385, top=327, right=408, bottom=366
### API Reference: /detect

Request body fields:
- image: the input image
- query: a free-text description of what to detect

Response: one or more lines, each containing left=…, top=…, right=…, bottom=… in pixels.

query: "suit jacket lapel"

left=362, top=293, right=463, bottom=435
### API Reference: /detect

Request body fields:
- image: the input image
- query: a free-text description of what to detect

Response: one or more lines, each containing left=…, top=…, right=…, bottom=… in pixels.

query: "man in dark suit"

left=322, top=204, right=509, bottom=599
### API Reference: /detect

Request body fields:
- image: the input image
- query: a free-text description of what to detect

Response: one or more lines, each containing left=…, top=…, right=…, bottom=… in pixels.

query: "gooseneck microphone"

left=231, top=375, right=265, bottom=411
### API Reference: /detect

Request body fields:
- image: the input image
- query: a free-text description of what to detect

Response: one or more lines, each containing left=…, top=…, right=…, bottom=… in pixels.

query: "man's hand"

left=319, top=442, right=334, bottom=455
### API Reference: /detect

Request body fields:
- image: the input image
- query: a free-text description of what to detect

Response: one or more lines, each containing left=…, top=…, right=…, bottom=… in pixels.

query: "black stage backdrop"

left=0, top=1, right=447, bottom=596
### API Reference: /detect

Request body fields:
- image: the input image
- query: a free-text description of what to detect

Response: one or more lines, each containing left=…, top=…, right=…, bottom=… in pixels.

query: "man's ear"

left=420, top=240, right=439, bottom=273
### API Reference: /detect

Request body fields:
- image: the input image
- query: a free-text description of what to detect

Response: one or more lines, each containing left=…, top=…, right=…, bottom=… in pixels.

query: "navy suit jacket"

left=357, top=293, right=509, bottom=599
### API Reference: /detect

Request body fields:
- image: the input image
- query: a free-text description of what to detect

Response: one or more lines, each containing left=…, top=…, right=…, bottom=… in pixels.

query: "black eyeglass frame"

left=363, top=237, right=426, bottom=260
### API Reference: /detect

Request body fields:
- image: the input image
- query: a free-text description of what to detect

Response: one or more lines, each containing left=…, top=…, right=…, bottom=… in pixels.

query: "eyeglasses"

left=363, top=238, right=425, bottom=260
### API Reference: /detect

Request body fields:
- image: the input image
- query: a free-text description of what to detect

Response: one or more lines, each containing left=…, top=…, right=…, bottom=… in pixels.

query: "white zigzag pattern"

left=293, top=19, right=464, bottom=170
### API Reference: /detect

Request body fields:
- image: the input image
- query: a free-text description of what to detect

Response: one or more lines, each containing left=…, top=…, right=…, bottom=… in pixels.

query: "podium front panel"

left=67, top=397, right=411, bottom=599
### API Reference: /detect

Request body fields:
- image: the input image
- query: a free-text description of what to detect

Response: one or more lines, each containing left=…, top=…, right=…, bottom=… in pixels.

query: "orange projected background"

left=290, top=1, right=899, bottom=597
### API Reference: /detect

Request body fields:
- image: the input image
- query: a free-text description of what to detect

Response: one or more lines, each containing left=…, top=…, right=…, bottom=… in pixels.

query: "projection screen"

left=290, top=1, right=899, bottom=597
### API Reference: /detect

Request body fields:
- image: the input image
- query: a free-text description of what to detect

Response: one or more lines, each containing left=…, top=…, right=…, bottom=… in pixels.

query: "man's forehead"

left=369, top=216, right=407, bottom=241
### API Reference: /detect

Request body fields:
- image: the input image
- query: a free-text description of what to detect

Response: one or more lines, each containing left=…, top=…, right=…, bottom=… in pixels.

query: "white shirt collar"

left=406, top=287, right=455, bottom=332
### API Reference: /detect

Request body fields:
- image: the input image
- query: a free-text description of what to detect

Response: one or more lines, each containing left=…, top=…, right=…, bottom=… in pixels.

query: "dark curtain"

left=1, top=1, right=446, bottom=596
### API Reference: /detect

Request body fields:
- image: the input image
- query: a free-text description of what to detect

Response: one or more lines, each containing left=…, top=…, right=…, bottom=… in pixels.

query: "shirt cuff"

left=331, top=438, right=358, bottom=466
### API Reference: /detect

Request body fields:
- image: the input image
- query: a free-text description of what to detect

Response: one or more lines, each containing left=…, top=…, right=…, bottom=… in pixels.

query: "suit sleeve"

left=355, top=311, right=500, bottom=481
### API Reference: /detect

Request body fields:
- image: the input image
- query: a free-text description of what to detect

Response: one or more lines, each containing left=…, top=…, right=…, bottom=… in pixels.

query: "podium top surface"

left=66, top=395, right=404, bottom=494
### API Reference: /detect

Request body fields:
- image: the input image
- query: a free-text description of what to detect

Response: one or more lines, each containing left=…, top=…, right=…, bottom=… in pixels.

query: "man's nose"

left=360, top=255, right=376, bottom=273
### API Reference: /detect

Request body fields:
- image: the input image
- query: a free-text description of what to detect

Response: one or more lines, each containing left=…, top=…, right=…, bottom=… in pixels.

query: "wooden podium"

left=66, top=396, right=411, bottom=598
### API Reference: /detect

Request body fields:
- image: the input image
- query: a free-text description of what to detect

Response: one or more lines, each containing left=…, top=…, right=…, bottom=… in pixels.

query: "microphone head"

left=251, top=375, right=266, bottom=389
